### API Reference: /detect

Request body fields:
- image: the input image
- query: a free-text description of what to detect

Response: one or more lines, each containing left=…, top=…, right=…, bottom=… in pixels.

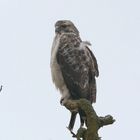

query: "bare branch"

left=64, top=99, right=115, bottom=140
left=0, top=85, right=3, bottom=92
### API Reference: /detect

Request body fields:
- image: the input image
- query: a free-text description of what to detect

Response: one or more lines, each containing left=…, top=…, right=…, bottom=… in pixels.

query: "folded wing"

left=57, top=33, right=99, bottom=103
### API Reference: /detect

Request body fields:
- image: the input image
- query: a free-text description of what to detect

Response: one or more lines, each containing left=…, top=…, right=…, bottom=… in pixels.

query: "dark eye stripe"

left=62, top=25, right=67, bottom=28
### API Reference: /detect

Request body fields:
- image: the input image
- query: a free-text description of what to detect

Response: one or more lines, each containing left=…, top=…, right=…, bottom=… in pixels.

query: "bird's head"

left=55, top=20, right=79, bottom=35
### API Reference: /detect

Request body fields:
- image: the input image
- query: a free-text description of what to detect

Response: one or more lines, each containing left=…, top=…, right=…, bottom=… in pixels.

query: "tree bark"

left=64, top=99, right=115, bottom=140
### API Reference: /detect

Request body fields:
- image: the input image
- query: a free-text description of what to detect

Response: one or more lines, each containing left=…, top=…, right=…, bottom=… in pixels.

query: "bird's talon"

left=67, top=127, right=76, bottom=137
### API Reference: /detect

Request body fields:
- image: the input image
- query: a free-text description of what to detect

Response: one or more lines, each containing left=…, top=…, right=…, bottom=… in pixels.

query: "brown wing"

left=86, top=46, right=99, bottom=77
left=57, top=33, right=98, bottom=103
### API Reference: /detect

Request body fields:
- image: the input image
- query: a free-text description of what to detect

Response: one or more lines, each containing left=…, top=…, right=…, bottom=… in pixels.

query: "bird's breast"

left=50, top=35, right=69, bottom=95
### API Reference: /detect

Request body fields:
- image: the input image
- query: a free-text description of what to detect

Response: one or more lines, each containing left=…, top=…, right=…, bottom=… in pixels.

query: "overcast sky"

left=0, top=0, right=140, bottom=140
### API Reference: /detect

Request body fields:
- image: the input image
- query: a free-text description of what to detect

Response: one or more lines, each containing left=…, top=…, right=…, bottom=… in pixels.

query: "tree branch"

left=64, top=99, right=115, bottom=140
left=0, top=85, right=2, bottom=92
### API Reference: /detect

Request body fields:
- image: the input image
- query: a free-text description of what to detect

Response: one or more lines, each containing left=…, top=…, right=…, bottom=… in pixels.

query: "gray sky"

left=0, top=0, right=140, bottom=140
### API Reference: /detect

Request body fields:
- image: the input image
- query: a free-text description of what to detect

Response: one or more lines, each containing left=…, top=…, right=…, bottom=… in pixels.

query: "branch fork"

left=64, top=99, right=115, bottom=140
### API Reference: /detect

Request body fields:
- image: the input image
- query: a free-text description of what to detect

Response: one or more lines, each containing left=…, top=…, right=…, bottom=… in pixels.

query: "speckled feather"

left=56, top=33, right=99, bottom=103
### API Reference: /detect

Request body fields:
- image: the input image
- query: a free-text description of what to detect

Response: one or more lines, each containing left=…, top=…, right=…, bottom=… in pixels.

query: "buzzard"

left=51, top=20, right=99, bottom=130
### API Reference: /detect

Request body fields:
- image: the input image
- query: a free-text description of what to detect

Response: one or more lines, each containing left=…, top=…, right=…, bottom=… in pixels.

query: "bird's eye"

left=62, top=25, right=67, bottom=28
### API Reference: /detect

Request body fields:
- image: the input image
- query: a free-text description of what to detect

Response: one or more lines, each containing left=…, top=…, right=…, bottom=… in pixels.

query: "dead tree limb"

left=64, top=99, right=115, bottom=140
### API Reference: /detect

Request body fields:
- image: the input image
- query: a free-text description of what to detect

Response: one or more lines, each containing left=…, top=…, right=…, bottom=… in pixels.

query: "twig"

left=0, top=85, right=2, bottom=92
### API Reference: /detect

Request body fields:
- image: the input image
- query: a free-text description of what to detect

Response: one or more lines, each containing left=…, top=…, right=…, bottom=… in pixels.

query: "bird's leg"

left=80, top=115, right=85, bottom=127
left=64, top=100, right=79, bottom=131
left=68, top=112, right=77, bottom=131
left=79, top=110, right=86, bottom=128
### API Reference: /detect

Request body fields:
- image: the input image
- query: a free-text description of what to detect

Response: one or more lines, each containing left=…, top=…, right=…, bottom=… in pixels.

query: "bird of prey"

left=50, top=20, right=99, bottom=130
